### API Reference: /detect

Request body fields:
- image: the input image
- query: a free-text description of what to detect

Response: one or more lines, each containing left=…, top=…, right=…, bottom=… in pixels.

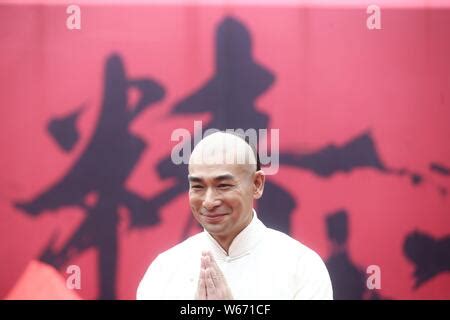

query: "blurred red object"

left=5, top=260, right=82, bottom=300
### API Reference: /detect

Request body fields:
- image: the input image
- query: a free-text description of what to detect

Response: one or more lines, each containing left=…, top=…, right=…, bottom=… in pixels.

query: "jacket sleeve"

left=293, top=249, right=333, bottom=300
left=136, top=254, right=167, bottom=300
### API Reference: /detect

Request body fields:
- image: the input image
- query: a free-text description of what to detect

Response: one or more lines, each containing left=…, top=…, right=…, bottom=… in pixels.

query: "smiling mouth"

left=201, top=213, right=228, bottom=223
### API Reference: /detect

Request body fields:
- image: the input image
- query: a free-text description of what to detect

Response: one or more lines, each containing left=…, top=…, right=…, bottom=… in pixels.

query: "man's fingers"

left=205, top=268, right=216, bottom=296
left=198, top=278, right=207, bottom=299
left=206, top=252, right=233, bottom=299
left=209, top=266, right=223, bottom=289
left=197, top=269, right=207, bottom=299
left=196, top=267, right=207, bottom=300
left=207, top=252, right=225, bottom=277
left=197, top=252, right=233, bottom=300
left=201, top=255, right=208, bottom=269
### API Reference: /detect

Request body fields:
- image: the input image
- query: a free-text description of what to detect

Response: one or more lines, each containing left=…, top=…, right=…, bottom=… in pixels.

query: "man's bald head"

left=188, top=131, right=259, bottom=173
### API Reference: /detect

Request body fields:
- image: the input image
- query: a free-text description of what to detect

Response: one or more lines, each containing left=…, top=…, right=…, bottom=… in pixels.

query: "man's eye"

left=218, top=184, right=232, bottom=189
left=191, top=185, right=204, bottom=189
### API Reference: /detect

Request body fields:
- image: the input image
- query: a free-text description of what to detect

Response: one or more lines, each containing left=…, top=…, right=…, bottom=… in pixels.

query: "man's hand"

left=195, top=251, right=233, bottom=300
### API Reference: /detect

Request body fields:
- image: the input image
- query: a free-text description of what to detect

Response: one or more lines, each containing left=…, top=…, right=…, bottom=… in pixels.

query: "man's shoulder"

left=263, top=225, right=333, bottom=299
left=137, top=232, right=205, bottom=300
left=263, top=226, right=323, bottom=260
left=264, top=226, right=304, bottom=248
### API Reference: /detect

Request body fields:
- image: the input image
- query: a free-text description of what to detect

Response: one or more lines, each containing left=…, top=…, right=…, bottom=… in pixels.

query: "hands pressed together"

left=195, top=251, right=233, bottom=300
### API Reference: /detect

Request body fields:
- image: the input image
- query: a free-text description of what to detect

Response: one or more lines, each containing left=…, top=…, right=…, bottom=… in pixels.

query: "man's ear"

left=253, top=170, right=265, bottom=199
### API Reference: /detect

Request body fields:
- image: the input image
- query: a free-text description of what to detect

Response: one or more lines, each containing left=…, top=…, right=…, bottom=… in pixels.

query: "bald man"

left=137, top=132, right=333, bottom=300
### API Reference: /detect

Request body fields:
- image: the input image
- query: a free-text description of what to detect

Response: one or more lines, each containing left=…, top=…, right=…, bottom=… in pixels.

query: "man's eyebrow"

left=213, top=174, right=235, bottom=182
left=187, top=174, right=235, bottom=183
left=188, top=175, right=203, bottom=183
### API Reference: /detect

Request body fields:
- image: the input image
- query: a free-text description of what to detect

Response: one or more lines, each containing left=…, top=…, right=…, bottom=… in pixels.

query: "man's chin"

left=203, top=223, right=227, bottom=236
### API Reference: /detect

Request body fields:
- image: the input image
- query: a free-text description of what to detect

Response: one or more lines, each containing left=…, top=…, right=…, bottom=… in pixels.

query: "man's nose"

left=202, top=188, right=221, bottom=211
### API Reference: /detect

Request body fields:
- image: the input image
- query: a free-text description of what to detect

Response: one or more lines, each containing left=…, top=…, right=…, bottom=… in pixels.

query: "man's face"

left=188, top=162, right=258, bottom=244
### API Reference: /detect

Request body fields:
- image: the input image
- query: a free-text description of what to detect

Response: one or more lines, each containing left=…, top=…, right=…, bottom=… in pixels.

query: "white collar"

left=203, top=209, right=267, bottom=260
